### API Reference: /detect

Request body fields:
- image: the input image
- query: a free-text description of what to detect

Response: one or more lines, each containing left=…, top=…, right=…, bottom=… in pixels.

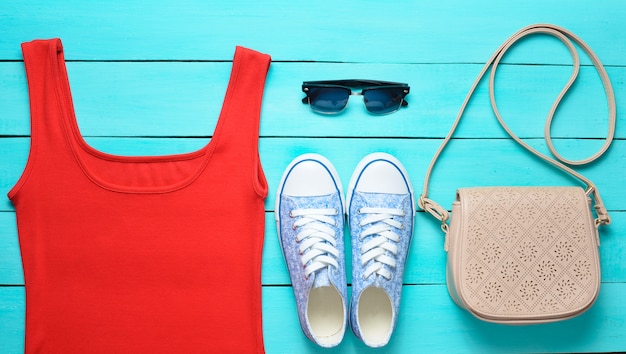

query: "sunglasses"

left=302, top=79, right=410, bottom=115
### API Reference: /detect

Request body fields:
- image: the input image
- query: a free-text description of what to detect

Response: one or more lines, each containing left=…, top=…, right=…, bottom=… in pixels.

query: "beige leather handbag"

left=418, top=24, right=616, bottom=324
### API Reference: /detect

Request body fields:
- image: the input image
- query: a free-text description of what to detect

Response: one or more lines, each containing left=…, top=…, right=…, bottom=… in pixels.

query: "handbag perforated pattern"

left=456, top=187, right=600, bottom=320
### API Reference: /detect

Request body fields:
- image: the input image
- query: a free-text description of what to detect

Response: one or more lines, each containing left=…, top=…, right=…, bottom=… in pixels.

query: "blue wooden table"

left=1, top=1, right=625, bottom=353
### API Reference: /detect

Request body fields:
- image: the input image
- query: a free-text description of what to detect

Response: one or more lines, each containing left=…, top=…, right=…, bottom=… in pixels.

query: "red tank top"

left=9, top=39, right=270, bottom=353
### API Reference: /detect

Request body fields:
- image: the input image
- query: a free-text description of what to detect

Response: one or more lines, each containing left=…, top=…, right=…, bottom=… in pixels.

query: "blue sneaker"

left=346, top=153, right=415, bottom=347
left=275, top=154, right=348, bottom=348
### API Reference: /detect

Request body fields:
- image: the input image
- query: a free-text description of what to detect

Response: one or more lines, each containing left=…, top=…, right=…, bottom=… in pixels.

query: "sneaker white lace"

left=290, top=207, right=340, bottom=278
left=357, top=207, right=405, bottom=279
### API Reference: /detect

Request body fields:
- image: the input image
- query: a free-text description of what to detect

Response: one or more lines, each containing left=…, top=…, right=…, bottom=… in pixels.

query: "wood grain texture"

left=1, top=62, right=623, bottom=138
left=2, top=209, right=625, bottom=286
left=1, top=284, right=626, bottom=353
left=1, top=1, right=625, bottom=64
left=2, top=137, right=624, bottom=212
left=1, top=1, right=624, bottom=352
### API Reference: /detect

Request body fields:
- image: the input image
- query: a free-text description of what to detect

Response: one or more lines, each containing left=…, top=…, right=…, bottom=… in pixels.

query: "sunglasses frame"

left=301, top=79, right=410, bottom=114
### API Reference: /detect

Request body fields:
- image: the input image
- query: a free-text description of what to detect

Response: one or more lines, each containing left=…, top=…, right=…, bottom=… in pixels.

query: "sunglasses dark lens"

left=307, top=86, right=350, bottom=114
left=363, top=87, right=405, bottom=114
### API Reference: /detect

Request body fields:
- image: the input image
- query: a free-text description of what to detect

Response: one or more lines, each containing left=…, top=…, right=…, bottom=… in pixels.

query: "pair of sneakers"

left=275, top=153, right=415, bottom=348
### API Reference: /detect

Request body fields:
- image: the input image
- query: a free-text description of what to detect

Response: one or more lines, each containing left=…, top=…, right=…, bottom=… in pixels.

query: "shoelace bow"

left=290, top=208, right=340, bottom=279
left=358, top=207, right=405, bottom=280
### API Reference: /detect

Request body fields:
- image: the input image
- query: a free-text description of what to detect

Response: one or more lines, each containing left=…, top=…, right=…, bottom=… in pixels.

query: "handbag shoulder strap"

left=418, top=24, right=616, bottom=231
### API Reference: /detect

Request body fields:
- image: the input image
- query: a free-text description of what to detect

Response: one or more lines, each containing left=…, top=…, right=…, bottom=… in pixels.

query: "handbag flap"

left=453, top=186, right=601, bottom=322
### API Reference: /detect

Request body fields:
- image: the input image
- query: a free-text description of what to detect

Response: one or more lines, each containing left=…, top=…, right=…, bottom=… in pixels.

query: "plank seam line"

left=2, top=60, right=625, bottom=68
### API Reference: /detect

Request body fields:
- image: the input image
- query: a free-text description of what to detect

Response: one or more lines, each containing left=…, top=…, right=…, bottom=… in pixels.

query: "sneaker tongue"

left=373, top=274, right=386, bottom=286
left=312, top=268, right=332, bottom=288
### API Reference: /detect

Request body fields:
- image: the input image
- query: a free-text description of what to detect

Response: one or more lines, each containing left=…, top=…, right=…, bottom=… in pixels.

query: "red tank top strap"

left=210, top=46, right=271, bottom=197
left=21, top=39, right=67, bottom=142
left=9, top=39, right=68, bottom=200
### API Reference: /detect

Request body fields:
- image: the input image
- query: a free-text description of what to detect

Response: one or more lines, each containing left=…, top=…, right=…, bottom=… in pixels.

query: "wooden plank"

left=1, top=283, right=626, bottom=353
left=262, top=284, right=626, bottom=353
left=263, top=210, right=626, bottom=285
left=2, top=137, right=623, bottom=211
left=0, top=213, right=23, bottom=285
left=3, top=210, right=623, bottom=286
left=1, top=62, right=624, bottom=139
left=0, top=287, right=24, bottom=354
left=0, top=1, right=625, bottom=64
left=259, top=138, right=625, bottom=210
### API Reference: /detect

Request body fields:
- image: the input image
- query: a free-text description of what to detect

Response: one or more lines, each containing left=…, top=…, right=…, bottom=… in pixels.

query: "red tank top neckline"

left=50, top=38, right=244, bottom=194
